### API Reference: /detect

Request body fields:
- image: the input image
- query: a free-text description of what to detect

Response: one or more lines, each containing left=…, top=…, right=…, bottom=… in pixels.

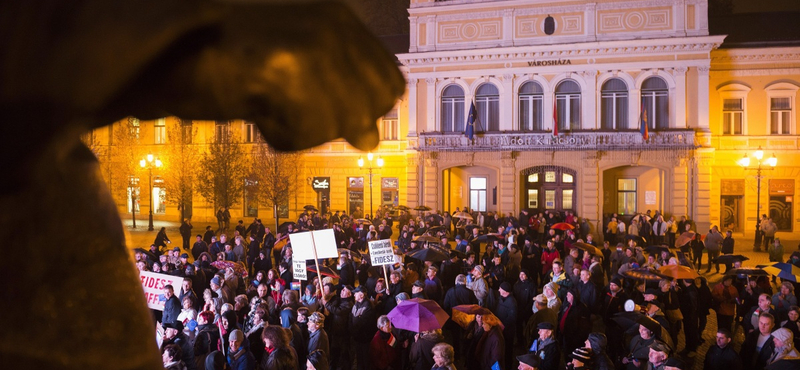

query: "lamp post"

left=358, top=152, right=384, bottom=218
left=140, top=154, right=162, bottom=231
left=737, top=146, right=777, bottom=250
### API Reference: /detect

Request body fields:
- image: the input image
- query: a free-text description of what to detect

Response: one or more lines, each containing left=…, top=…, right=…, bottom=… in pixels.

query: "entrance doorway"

left=521, top=166, right=576, bottom=213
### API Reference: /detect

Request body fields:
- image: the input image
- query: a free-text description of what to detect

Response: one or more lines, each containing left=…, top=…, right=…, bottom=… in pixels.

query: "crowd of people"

left=132, top=206, right=800, bottom=370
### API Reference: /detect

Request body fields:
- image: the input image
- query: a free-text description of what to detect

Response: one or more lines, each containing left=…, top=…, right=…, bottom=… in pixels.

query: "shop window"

left=441, top=85, right=465, bottom=133
left=562, top=189, right=573, bottom=210
left=476, top=83, right=499, bottom=131
left=528, top=189, right=538, bottom=208
left=601, top=78, right=628, bottom=130
left=153, top=176, right=166, bottom=214
left=519, top=81, right=543, bottom=131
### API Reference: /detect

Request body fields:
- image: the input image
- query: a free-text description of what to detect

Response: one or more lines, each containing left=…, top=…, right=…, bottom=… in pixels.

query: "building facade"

left=92, top=0, right=800, bottom=240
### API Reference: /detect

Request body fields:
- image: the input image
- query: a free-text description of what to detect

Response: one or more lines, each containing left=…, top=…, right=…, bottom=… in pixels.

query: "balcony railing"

left=416, top=130, right=697, bottom=151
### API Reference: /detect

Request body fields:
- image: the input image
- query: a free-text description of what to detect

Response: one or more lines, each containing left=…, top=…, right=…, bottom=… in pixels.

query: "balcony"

left=415, top=130, right=697, bottom=152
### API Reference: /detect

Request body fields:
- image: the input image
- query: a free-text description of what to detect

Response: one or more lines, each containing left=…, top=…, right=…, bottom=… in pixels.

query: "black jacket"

left=442, top=284, right=477, bottom=314
left=741, top=331, right=776, bottom=370
left=350, top=299, right=377, bottom=343
left=324, top=295, right=354, bottom=337
left=704, top=344, right=744, bottom=370
left=495, top=294, right=517, bottom=335
left=162, top=296, right=181, bottom=325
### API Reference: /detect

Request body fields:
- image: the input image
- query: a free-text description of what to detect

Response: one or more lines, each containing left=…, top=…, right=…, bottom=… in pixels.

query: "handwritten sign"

left=369, top=239, right=395, bottom=266
left=139, top=270, right=183, bottom=311
left=293, top=259, right=307, bottom=281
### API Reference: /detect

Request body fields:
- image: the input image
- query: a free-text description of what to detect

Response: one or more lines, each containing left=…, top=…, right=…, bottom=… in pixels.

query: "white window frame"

left=381, top=108, right=399, bottom=141
left=765, top=82, right=798, bottom=135
left=600, top=78, right=629, bottom=130
left=718, top=84, right=750, bottom=135
left=518, top=81, right=544, bottom=131
left=469, top=177, right=487, bottom=212
left=441, top=85, right=465, bottom=133
left=243, top=121, right=258, bottom=143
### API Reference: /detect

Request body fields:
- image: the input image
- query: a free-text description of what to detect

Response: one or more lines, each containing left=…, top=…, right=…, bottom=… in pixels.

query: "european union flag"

left=465, top=101, right=478, bottom=140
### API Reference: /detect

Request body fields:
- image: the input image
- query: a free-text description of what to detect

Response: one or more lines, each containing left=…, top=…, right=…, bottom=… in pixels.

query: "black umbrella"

left=626, top=234, right=646, bottom=246
left=354, top=218, right=372, bottom=225
left=714, top=255, right=749, bottom=265
left=303, top=205, right=318, bottom=212
left=338, top=248, right=363, bottom=261
left=465, top=224, right=481, bottom=232
left=644, top=245, right=671, bottom=256
left=412, top=235, right=441, bottom=244
left=134, top=247, right=158, bottom=262
left=724, top=268, right=768, bottom=277
left=426, top=226, right=448, bottom=235
left=611, top=312, right=669, bottom=340
left=395, top=205, right=410, bottom=211
left=413, top=205, right=432, bottom=212
left=407, top=247, right=450, bottom=263
left=278, top=221, right=297, bottom=233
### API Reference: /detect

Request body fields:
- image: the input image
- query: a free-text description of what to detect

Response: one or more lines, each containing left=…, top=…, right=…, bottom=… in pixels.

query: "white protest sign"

left=368, top=239, right=396, bottom=266
left=139, top=270, right=184, bottom=311
left=290, top=229, right=339, bottom=260
left=293, top=259, right=308, bottom=281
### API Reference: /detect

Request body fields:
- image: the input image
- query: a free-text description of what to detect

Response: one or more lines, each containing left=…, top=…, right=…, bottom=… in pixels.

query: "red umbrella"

left=658, top=265, right=700, bottom=280
left=550, top=222, right=575, bottom=231
left=387, top=298, right=449, bottom=332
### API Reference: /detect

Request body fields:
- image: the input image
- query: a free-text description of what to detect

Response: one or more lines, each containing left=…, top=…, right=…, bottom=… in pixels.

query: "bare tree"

left=162, top=119, right=198, bottom=221
left=251, top=143, right=302, bottom=230
left=197, top=126, right=248, bottom=212
left=110, top=118, right=144, bottom=228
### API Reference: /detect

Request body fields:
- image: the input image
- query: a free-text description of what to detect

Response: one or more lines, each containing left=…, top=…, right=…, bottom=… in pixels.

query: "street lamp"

left=358, top=152, right=384, bottom=218
left=737, top=146, right=777, bottom=250
left=140, top=154, right=162, bottom=231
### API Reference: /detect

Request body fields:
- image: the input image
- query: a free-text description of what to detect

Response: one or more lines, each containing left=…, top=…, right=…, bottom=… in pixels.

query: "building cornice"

left=398, top=35, right=725, bottom=66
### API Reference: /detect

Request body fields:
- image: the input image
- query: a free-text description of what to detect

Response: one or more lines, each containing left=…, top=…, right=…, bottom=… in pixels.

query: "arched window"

left=519, top=81, right=544, bottom=131
left=642, top=77, right=669, bottom=130
left=601, top=78, right=628, bottom=130
left=476, top=83, right=500, bottom=131
left=441, top=85, right=465, bottom=133
left=555, top=80, right=581, bottom=130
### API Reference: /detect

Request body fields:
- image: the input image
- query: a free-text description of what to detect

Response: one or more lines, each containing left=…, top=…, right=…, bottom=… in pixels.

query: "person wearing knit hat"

left=569, top=347, right=593, bottom=369
left=468, top=264, right=488, bottom=305
left=542, top=282, right=561, bottom=312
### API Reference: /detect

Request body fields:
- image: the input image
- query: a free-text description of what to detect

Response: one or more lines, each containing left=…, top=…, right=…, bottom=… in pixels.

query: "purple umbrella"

left=387, top=298, right=449, bottom=332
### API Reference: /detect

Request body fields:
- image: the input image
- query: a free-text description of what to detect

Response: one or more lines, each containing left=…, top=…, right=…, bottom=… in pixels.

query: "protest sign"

left=290, top=229, right=339, bottom=260
left=368, top=239, right=395, bottom=266
left=139, top=270, right=183, bottom=311
left=293, top=259, right=307, bottom=281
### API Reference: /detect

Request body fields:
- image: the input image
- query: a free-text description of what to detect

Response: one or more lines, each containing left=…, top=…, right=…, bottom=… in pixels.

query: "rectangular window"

left=556, top=94, right=581, bottom=130
left=771, top=97, right=792, bottom=135
left=382, top=109, right=399, bottom=141
left=527, top=189, right=538, bottom=208
left=129, top=117, right=140, bottom=139
left=153, top=176, right=166, bottom=214
left=544, top=190, right=556, bottom=209
left=154, top=118, right=166, bottom=144
left=562, top=189, right=573, bottom=210
left=519, top=95, right=543, bottom=131
left=722, top=98, right=743, bottom=135
left=127, top=176, right=140, bottom=213
left=441, top=97, right=465, bottom=133
left=244, top=122, right=258, bottom=143
left=215, top=121, right=229, bottom=143
left=527, top=173, right=539, bottom=183
left=617, top=178, right=637, bottom=215
left=477, top=95, right=500, bottom=131
left=180, top=119, right=193, bottom=144
left=562, top=173, right=573, bottom=183
left=601, top=91, right=628, bottom=130
left=545, top=171, right=556, bottom=183
left=469, top=177, right=487, bottom=212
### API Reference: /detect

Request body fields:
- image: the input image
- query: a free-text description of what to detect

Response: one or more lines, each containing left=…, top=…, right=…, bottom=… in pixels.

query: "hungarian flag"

left=552, top=99, right=559, bottom=136
left=640, top=100, right=649, bottom=140
left=465, top=101, right=478, bottom=140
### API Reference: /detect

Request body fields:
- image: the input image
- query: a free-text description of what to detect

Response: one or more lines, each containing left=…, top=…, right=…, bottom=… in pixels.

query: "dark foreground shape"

left=0, top=0, right=404, bottom=369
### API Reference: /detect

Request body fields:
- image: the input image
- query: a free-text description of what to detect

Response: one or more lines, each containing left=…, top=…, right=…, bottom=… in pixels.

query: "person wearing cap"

left=741, top=312, right=777, bottom=370
left=646, top=339, right=671, bottom=370
left=350, top=286, right=377, bottom=370
left=516, top=352, right=540, bottom=370
left=161, top=321, right=198, bottom=370
left=468, top=265, right=488, bottom=306
left=529, top=321, right=560, bottom=370
left=704, top=328, right=743, bottom=370
left=321, top=283, right=354, bottom=370
left=307, top=312, right=330, bottom=363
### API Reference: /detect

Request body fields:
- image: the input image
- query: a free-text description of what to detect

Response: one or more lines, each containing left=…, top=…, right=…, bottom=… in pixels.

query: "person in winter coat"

left=349, top=287, right=377, bottom=370
left=768, top=328, right=800, bottom=365
left=259, top=326, right=298, bottom=370
left=163, top=284, right=182, bottom=326
left=558, top=289, right=590, bottom=357
left=306, top=312, right=329, bottom=364
left=370, top=315, right=400, bottom=370
left=703, top=328, right=743, bottom=370
left=321, top=285, right=354, bottom=370
left=528, top=322, right=560, bottom=370
left=621, top=324, right=655, bottom=370
left=467, top=265, right=488, bottom=306
left=585, top=333, right=613, bottom=370
left=194, top=311, right=221, bottom=370
left=473, top=313, right=504, bottom=370
left=431, top=342, right=457, bottom=370
left=514, top=270, right=536, bottom=343
left=496, top=282, right=517, bottom=368
left=155, top=226, right=172, bottom=250
left=161, top=321, right=198, bottom=370
left=409, top=329, right=445, bottom=370
left=162, top=343, right=188, bottom=370
left=741, top=312, right=777, bottom=370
